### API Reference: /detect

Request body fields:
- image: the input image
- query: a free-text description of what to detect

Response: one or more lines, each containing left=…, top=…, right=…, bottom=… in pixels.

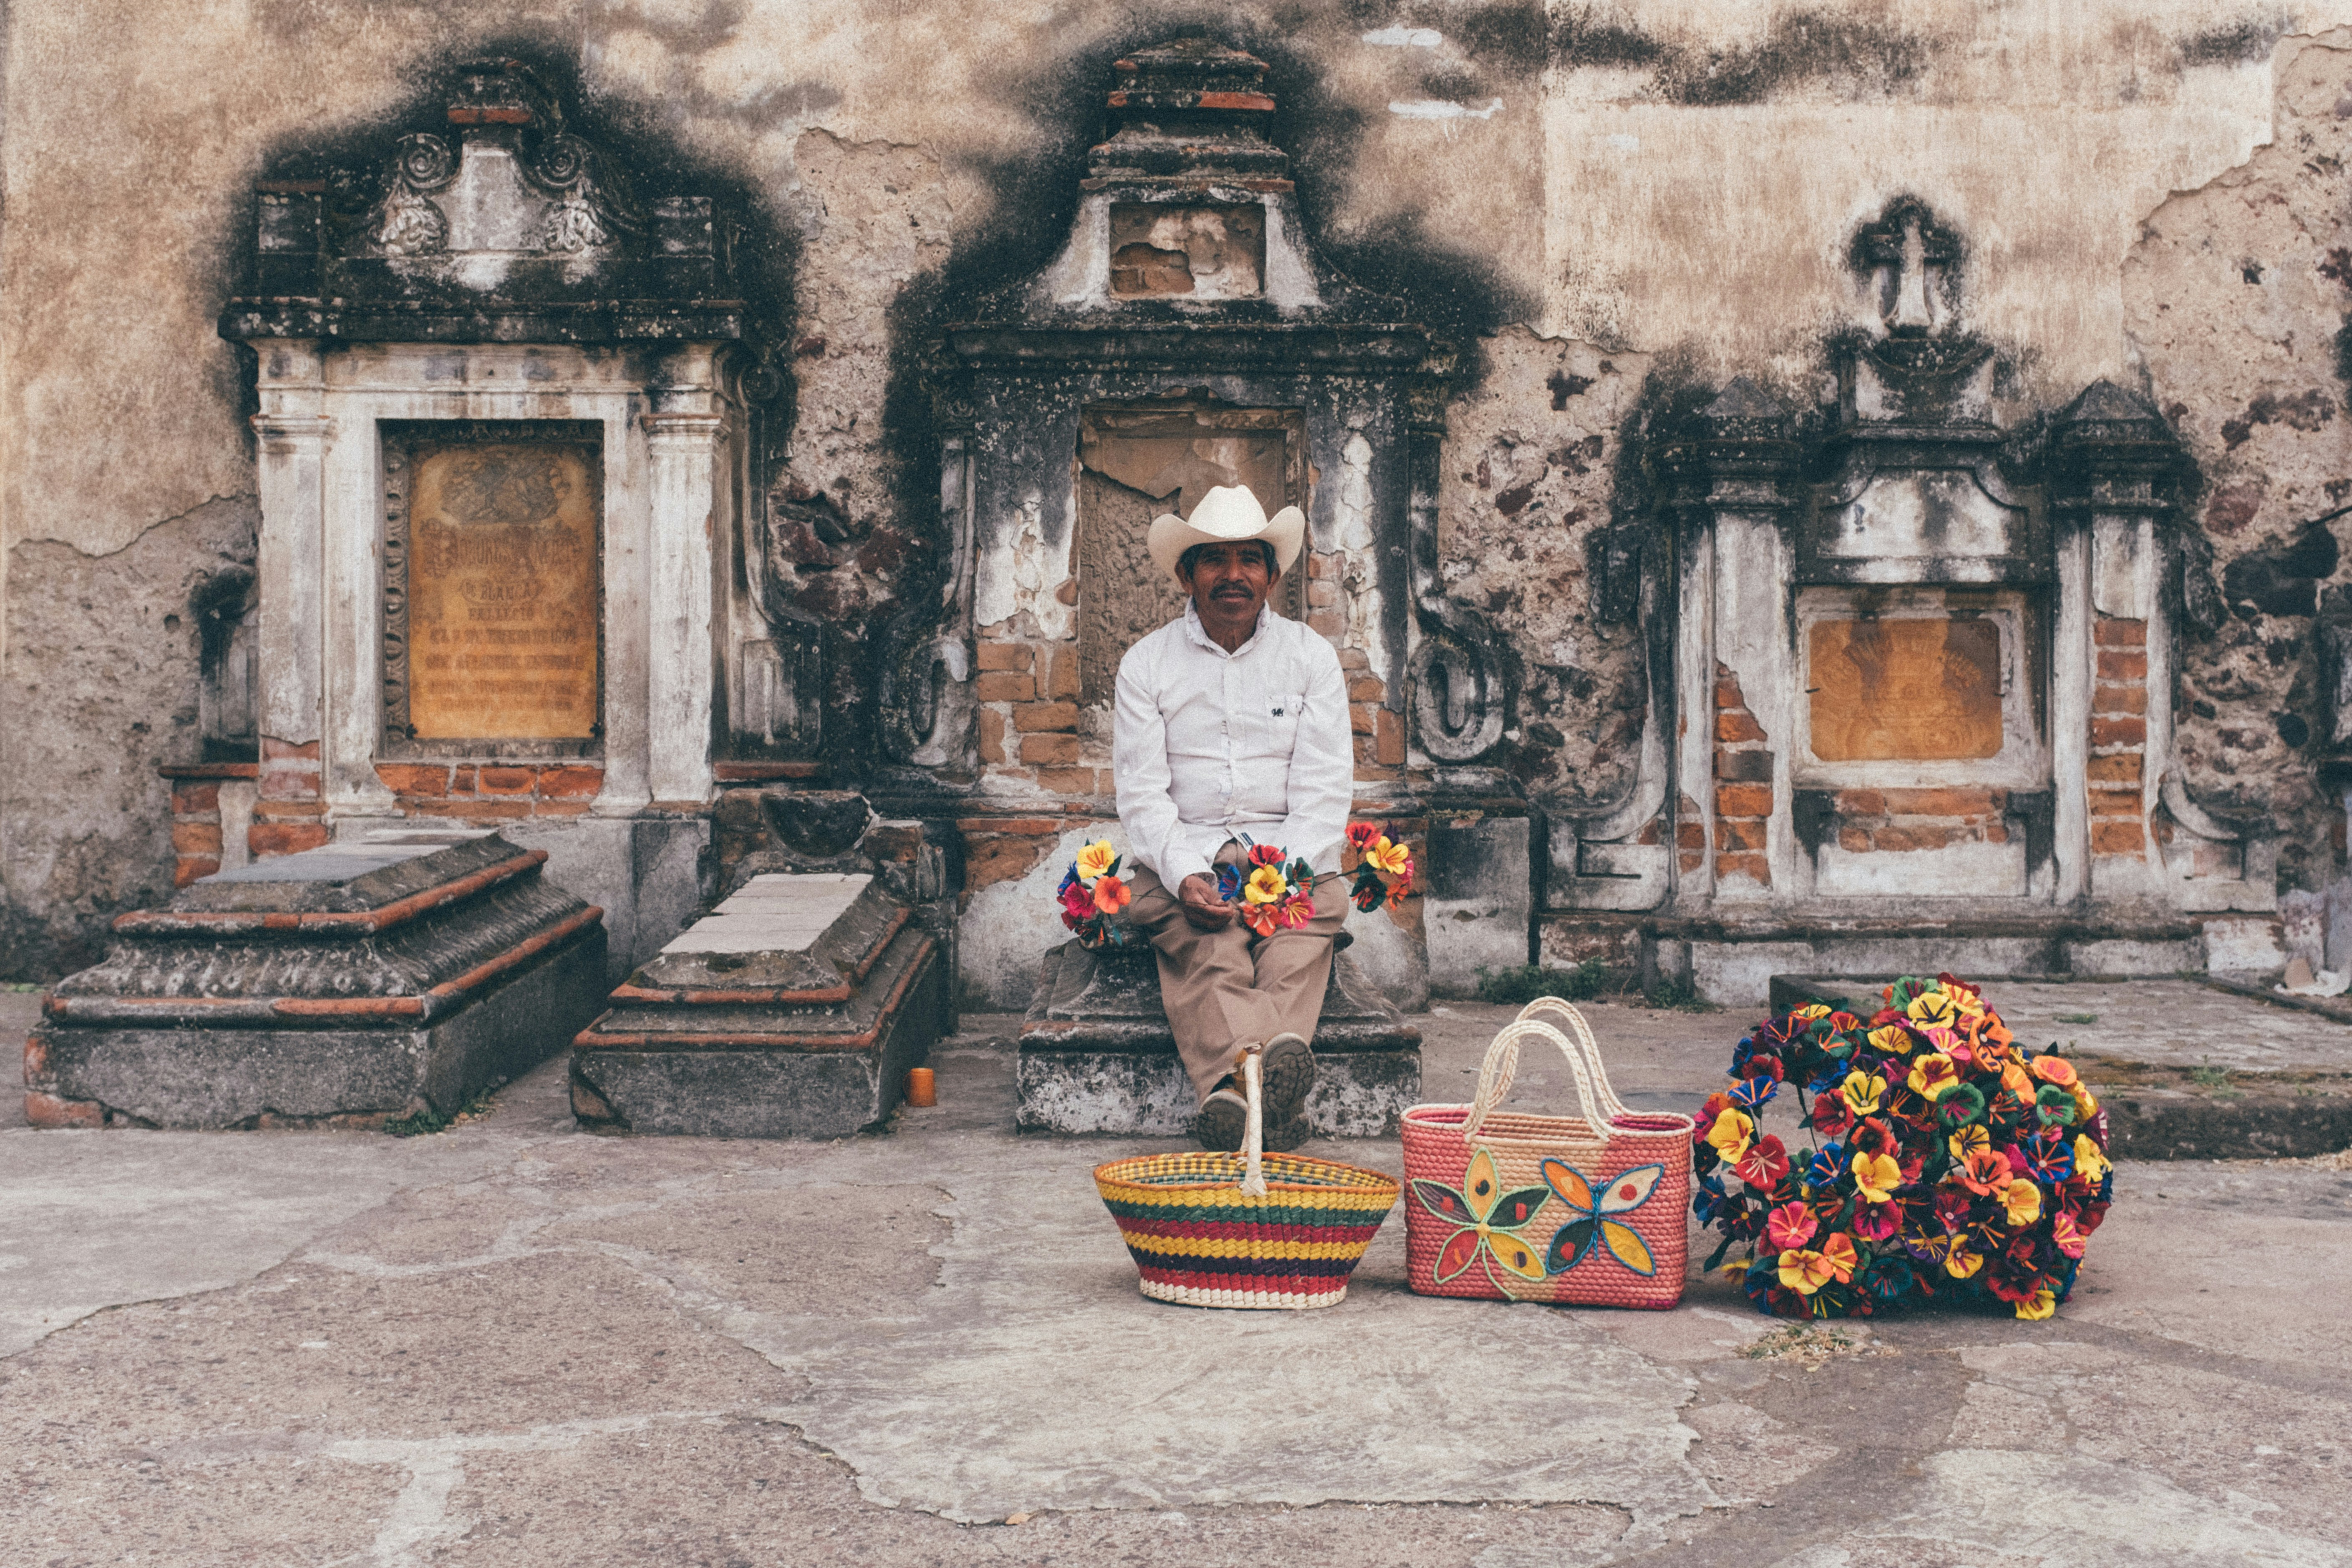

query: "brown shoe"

left=1259, top=1033, right=1316, bottom=1124
left=1193, top=1089, right=1312, bottom=1153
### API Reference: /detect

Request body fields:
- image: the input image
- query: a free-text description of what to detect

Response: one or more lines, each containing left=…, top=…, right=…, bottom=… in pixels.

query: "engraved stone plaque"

left=1809, top=617, right=2002, bottom=763
left=385, top=424, right=602, bottom=753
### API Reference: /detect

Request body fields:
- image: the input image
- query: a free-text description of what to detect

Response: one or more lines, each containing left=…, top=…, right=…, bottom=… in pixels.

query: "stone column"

left=249, top=340, right=333, bottom=856
left=641, top=347, right=728, bottom=807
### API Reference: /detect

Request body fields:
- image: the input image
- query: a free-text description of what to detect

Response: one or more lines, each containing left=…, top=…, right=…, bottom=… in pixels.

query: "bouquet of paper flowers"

left=1055, top=839, right=1136, bottom=950
left=1211, top=822, right=1415, bottom=937
left=1689, top=974, right=2114, bottom=1321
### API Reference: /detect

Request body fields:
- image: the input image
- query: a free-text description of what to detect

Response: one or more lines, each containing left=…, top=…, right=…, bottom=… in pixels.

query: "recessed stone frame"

left=380, top=420, right=606, bottom=760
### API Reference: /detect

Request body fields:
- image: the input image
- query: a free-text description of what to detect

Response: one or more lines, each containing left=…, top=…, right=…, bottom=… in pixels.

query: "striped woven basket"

left=1094, top=1048, right=1401, bottom=1310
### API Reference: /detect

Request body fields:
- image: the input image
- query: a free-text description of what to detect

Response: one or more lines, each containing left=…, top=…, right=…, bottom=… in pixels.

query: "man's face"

left=1182, top=541, right=1277, bottom=627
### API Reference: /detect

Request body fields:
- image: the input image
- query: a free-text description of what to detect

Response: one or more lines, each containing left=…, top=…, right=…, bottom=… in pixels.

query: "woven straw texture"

left=1093, top=1051, right=1400, bottom=1310
left=1400, top=998, right=1694, bottom=1309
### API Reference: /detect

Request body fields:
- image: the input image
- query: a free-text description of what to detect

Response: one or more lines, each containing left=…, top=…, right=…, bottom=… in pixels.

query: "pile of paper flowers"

left=1690, top=974, right=2114, bottom=1320
left=1054, top=839, right=1134, bottom=949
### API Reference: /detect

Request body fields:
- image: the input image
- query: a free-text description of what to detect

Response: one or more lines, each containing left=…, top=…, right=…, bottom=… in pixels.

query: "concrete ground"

left=5, top=986, right=2352, bottom=1567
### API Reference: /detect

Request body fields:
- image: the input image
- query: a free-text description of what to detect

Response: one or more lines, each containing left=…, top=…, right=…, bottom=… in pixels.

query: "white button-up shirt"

left=1113, top=599, right=1354, bottom=887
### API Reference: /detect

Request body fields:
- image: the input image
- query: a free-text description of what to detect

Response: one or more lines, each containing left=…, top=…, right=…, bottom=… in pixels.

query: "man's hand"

left=1177, top=873, right=1236, bottom=931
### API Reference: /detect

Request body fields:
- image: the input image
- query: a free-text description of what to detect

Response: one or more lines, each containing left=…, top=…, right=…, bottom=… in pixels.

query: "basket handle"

left=1461, top=998, right=1632, bottom=1140
left=1239, top=1045, right=1269, bottom=1197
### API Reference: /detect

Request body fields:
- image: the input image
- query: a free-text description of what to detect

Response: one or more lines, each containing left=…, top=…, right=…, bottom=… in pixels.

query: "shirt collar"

left=1181, top=598, right=1271, bottom=659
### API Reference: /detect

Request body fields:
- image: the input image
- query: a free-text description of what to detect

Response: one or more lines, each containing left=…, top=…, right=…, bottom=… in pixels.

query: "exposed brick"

left=259, top=766, right=319, bottom=799
left=174, top=856, right=222, bottom=888
left=1637, top=816, right=1662, bottom=846
left=249, top=821, right=330, bottom=858
left=1677, top=820, right=1707, bottom=850
left=1353, top=733, right=1376, bottom=766
left=1347, top=676, right=1386, bottom=702
left=2086, top=753, right=2143, bottom=784
left=476, top=765, right=537, bottom=795
left=1375, top=707, right=1405, bottom=766
left=2092, top=820, right=2146, bottom=855
left=1307, top=580, right=1339, bottom=608
left=1021, top=733, right=1081, bottom=765
left=171, top=820, right=222, bottom=855
left=1834, top=789, right=1886, bottom=817
left=249, top=799, right=327, bottom=817
left=976, top=671, right=1035, bottom=702
left=2090, top=792, right=2143, bottom=817
left=2093, top=683, right=2147, bottom=715
left=2090, top=716, right=2147, bottom=748
left=1042, top=648, right=1082, bottom=701
left=1336, top=646, right=1371, bottom=670
left=1680, top=850, right=1706, bottom=873
left=1715, top=710, right=1767, bottom=744
left=1717, top=817, right=1768, bottom=851
left=537, top=765, right=604, bottom=800
left=1714, top=677, right=1746, bottom=710
left=1036, top=768, right=1098, bottom=795
left=1715, top=748, right=1773, bottom=782
left=1875, top=824, right=1952, bottom=852
left=445, top=766, right=479, bottom=796
left=977, top=642, right=1033, bottom=672
left=261, top=737, right=321, bottom=760
left=1350, top=702, right=1376, bottom=735
left=1308, top=553, right=1334, bottom=579
left=1982, top=822, right=2008, bottom=843
left=1715, top=782, right=1773, bottom=818
left=1307, top=610, right=1344, bottom=637
left=534, top=800, right=594, bottom=817
left=978, top=709, right=1005, bottom=764
left=1715, top=851, right=1770, bottom=884
left=965, top=834, right=1048, bottom=891
left=1012, top=700, right=1080, bottom=733
left=2094, top=619, right=2148, bottom=646
left=375, top=763, right=451, bottom=797
left=172, top=781, right=220, bottom=814
left=1880, top=786, right=2003, bottom=818
left=2095, top=649, right=2148, bottom=682
left=1838, top=827, right=1872, bottom=852
left=24, top=1091, right=102, bottom=1129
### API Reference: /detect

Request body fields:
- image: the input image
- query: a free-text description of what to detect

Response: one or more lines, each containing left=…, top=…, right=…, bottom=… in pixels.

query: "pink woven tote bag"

left=1400, top=998, right=1694, bottom=1309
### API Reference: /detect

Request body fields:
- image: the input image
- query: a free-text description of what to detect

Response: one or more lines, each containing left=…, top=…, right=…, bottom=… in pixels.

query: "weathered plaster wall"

left=7, top=0, right=2352, bottom=974
left=2128, top=30, right=2352, bottom=894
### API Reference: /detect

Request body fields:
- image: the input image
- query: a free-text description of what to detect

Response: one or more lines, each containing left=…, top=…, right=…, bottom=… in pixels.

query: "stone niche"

left=891, top=39, right=1463, bottom=1009
left=217, top=60, right=770, bottom=976
left=1551, top=197, right=2267, bottom=999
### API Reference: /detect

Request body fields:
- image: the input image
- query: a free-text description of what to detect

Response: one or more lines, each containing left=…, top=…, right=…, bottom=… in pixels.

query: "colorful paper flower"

left=1866, top=1023, right=1918, bottom=1057
left=1705, top=1108, right=1756, bottom=1163
left=2015, top=1286, right=2058, bottom=1320
left=1075, top=840, right=1119, bottom=882
left=1908, top=1054, right=1960, bottom=1099
left=1936, top=1083, right=1987, bottom=1129
left=1345, top=821, right=1385, bottom=851
left=2050, top=1211, right=2089, bottom=1259
left=1948, top=1123, right=1991, bottom=1161
left=2072, top=1134, right=2110, bottom=1184
left=1950, top=1147, right=2013, bottom=1196
left=1090, top=873, right=1131, bottom=915
left=2035, top=1083, right=2080, bottom=1128
left=1733, top=1134, right=1790, bottom=1191
left=2030, top=1053, right=2079, bottom=1088
left=1277, top=891, right=1317, bottom=930
left=1840, top=1070, right=1887, bottom=1117
left=1907, top=989, right=1961, bottom=1029
left=1246, top=843, right=1287, bottom=868
left=1727, top=1076, right=1778, bottom=1112
left=1766, top=1201, right=1818, bottom=1251
left=2000, top=1178, right=2043, bottom=1227
left=1243, top=865, right=1289, bottom=905
left=1777, top=1246, right=1836, bottom=1295
left=1365, top=836, right=1411, bottom=876
left=1851, top=1150, right=1901, bottom=1203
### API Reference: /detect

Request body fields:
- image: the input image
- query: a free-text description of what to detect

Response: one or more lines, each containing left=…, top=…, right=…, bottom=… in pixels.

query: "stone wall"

left=9, top=1, right=2352, bottom=992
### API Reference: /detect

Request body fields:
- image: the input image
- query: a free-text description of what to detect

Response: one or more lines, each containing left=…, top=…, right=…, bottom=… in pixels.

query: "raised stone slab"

left=569, top=872, right=945, bottom=1138
left=27, top=835, right=607, bottom=1129
left=1016, top=941, right=1422, bottom=1136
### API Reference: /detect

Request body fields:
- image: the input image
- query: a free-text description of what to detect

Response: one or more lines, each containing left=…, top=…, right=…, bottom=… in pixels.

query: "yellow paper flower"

left=2015, top=1287, right=2058, bottom=1321
left=2000, top=1178, right=2042, bottom=1227
left=1908, top=1054, right=1959, bottom=1098
left=1777, top=1247, right=1835, bottom=1295
left=1949, top=987, right=1987, bottom=1019
left=1839, top=1070, right=1886, bottom=1117
left=1945, top=1244, right=1985, bottom=1280
left=1851, top=1150, right=1900, bottom=1203
left=1244, top=865, right=1289, bottom=905
left=1366, top=837, right=1411, bottom=875
left=2072, top=1084, right=2099, bottom=1122
left=1791, top=1004, right=1831, bottom=1023
left=1075, top=840, right=1118, bottom=882
left=1948, top=1124, right=1991, bottom=1161
left=1908, top=989, right=1960, bottom=1029
left=2073, top=1134, right=2111, bottom=1184
left=1866, top=1023, right=1916, bottom=1057
left=1704, top=1107, right=1755, bottom=1164
left=2002, top=1061, right=2035, bottom=1098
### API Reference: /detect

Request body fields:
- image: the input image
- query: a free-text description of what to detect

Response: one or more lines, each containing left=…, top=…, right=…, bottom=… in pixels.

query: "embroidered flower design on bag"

left=1410, top=1147, right=1551, bottom=1297
left=1539, top=1159, right=1666, bottom=1278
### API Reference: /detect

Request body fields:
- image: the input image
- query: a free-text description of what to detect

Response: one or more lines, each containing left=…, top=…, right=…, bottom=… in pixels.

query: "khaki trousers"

left=1122, top=860, right=1349, bottom=1103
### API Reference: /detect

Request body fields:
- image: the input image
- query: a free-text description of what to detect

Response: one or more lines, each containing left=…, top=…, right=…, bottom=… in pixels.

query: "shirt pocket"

left=1253, top=690, right=1305, bottom=757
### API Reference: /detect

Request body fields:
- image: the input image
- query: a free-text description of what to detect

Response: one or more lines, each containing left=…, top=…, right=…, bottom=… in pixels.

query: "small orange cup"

left=906, top=1067, right=937, bottom=1107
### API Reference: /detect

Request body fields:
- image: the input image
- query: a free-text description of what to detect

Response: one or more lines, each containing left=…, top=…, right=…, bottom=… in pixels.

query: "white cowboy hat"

left=1146, top=485, right=1305, bottom=582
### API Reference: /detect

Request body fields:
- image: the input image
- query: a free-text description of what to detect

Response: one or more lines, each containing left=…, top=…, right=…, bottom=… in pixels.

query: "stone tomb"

left=27, top=835, right=607, bottom=1128
left=569, top=872, right=946, bottom=1138
left=1017, top=941, right=1422, bottom=1136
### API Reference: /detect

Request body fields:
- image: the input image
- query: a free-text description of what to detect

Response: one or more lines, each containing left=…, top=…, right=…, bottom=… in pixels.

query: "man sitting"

left=1112, top=485, right=1353, bottom=1151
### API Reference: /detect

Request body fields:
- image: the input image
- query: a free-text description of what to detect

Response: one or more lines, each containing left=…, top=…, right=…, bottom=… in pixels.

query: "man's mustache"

left=1211, top=583, right=1253, bottom=596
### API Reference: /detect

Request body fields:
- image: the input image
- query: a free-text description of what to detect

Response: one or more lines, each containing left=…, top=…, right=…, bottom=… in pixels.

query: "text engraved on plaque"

left=408, top=442, right=601, bottom=740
